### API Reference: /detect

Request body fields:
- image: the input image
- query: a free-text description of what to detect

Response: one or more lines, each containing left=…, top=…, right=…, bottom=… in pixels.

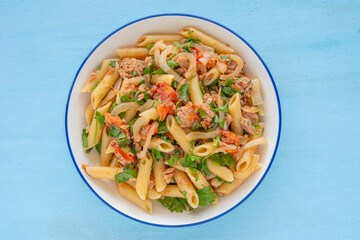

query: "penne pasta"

left=86, top=102, right=112, bottom=149
left=84, top=103, right=95, bottom=125
left=82, top=164, right=120, bottom=179
left=124, top=109, right=137, bottom=122
left=204, top=66, right=221, bottom=86
left=139, top=107, right=159, bottom=120
left=149, top=138, right=175, bottom=153
left=117, top=183, right=152, bottom=213
left=166, top=115, right=191, bottom=154
left=179, top=27, right=235, bottom=54
left=188, top=75, right=203, bottom=106
left=150, top=74, right=174, bottom=85
left=136, top=152, right=153, bottom=200
left=116, top=47, right=149, bottom=59
left=132, top=116, right=151, bottom=142
left=153, top=159, right=167, bottom=192
left=173, top=170, right=199, bottom=209
left=207, top=159, right=234, bottom=182
left=91, top=62, right=119, bottom=110
left=185, top=130, right=220, bottom=141
left=161, top=185, right=185, bottom=198
left=251, top=78, right=264, bottom=105
left=100, top=127, right=113, bottom=166
left=137, top=34, right=184, bottom=47
left=192, top=142, right=216, bottom=157
left=229, top=93, right=243, bottom=134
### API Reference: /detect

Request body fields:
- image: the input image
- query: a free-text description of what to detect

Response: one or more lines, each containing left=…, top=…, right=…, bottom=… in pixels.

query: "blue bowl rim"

left=65, top=13, right=282, bottom=228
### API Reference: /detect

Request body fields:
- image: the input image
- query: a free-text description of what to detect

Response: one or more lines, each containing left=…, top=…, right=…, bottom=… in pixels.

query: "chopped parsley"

left=94, top=111, right=105, bottom=126
left=167, top=53, right=176, bottom=61
left=178, top=82, right=190, bottom=102
left=175, top=115, right=182, bottom=125
left=207, top=153, right=235, bottom=168
left=196, top=186, right=217, bottom=206
left=81, top=129, right=88, bottom=148
left=91, top=80, right=101, bottom=91
left=213, top=136, right=221, bottom=147
left=185, top=36, right=200, bottom=43
left=197, top=158, right=211, bottom=176
left=95, top=141, right=101, bottom=154
left=116, top=138, right=131, bottom=148
left=167, top=155, right=180, bottom=166
left=146, top=42, right=155, bottom=50
left=150, top=147, right=165, bottom=161
left=132, top=70, right=138, bottom=77
left=210, top=101, right=228, bottom=113
left=109, top=61, right=116, bottom=67
left=157, top=120, right=168, bottom=134
left=180, top=153, right=200, bottom=168
left=214, top=114, right=225, bottom=129
left=151, top=68, right=167, bottom=75
left=216, top=176, right=232, bottom=184
left=108, top=125, right=124, bottom=138
left=198, top=108, right=207, bottom=118
left=173, top=41, right=192, bottom=53
left=167, top=60, right=179, bottom=70
left=158, top=197, right=191, bottom=213
left=109, top=103, right=118, bottom=112
left=114, top=165, right=137, bottom=183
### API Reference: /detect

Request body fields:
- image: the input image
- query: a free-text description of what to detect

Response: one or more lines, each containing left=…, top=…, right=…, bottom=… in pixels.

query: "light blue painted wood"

left=0, top=0, right=359, bottom=239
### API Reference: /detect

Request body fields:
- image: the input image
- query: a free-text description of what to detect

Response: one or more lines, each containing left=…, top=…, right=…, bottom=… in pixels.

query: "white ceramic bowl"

left=65, top=14, right=281, bottom=227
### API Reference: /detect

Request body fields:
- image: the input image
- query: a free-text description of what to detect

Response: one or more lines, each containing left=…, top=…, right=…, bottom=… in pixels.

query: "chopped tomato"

left=219, top=129, right=241, bottom=145
left=139, top=122, right=158, bottom=139
left=191, top=47, right=204, bottom=64
left=82, top=164, right=88, bottom=172
left=111, top=139, right=136, bottom=162
left=157, top=101, right=176, bottom=121
left=153, top=82, right=178, bottom=103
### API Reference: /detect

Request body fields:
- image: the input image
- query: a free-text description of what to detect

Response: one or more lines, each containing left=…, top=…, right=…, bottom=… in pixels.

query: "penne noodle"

left=91, top=62, right=119, bottom=110
left=251, top=78, right=264, bottom=105
left=127, top=179, right=161, bottom=200
left=86, top=102, right=112, bottom=149
left=136, top=152, right=153, bottom=200
left=189, top=75, right=203, bottom=106
left=132, top=116, right=151, bottom=142
left=242, top=136, right=267, bottom=151
left=100, top=127, right=113, bottom=166
left=137, top=34, right=184, bottom=47
left=204, top=66, right=221, bottom=86
left=210, top=177, right=223, bottom=189
left=109, top=155, right=119, bottom=167
left=124, top=109, right=137, bottom=122
left=149, top=138, right=175, bottom=153
left=179, top=27, right=235, bottom=54
left=137, top=99, right=153, bottom=112
left=81, top=59, right=119, bottom=92
left=150, top=74, right=174, bottom=85
left=173, top=170, right=199, bottom=209
left=185, top=130, right=220, bottom=141
left=219, top=55, right=243, bottom=80
left=82, top=165, right=120, bottom=179
left=98, top=89, right=116, bottom=108
left=117, top=183, right=152, bottom=213
left=166, top=115, right=191, bottom=154
left=116, top=47, right=149, bottom=59
left=164, top=160, right=187, bottom=172
left=229, top=93, right=243, bottom=134
left=207, top=159, right=234, bottom=182
left=84, top=103, right=95, bottom=126
left=217, top=89, right=225, bottom=129
left=192, top=142, right=216, bottom=157
left=153, top=159, right=167, bottom=192
left=161, top=185, right=185, bottom=198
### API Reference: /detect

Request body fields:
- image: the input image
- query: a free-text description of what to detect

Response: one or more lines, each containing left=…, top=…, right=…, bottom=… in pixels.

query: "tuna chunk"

left=240, top=116, right=256, bottom=135
left=176, top=102, right=200, bottom=128
left=119, top=57, right=152, bottom=79
left=163, top=167, right=175, bottom=184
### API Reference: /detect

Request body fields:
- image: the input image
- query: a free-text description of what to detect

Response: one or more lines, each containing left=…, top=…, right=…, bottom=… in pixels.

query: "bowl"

left=65, top=13, right=281, bottom=227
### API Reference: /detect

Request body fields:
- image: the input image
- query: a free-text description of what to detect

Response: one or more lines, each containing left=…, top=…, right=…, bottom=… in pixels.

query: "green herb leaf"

left=180, top=153, right=200, bottom=168
left=132, top=70, right=138, bottom=77
left=207, top=153, right=235, bottom=167
left=118, top=112, right=126, bottom=118
left=220, top=55, right=230, bottom=60
left=173, top=41, right=183, bottom=48
left=152, top=68, right=167, bottom=75
left=150, top=147, right=165, bottom=161
left=116, top=138, right=132, bottom=148
left=157, top=120, right=168, bottom=134
left=95, top=141, right=101, bottom=154
left=213, top=136, right=221, bottom=147
left=216, top=176, right=232, bottom=184
left=210, top=100, right=228, bottom=113
left=187, top=30, right=194, bottom=35
left=85, top=147, right=93, bottom=153
left=94, top=111, right=105, bottom=126
left=110, top=103, right=118, bottom=112
left=167, top=155, right=180, bottom=166
left=158, top=197, right=190, bottom=213
left=108, top=125, right=125, bottom=138
left=81, top=129, right=88, bottom=148
left=109, top=61, right=116, bottom=67
left=197, top=158, right=211, bottom=176
left=92, top=80, right=101, bottom=91
left=130, top=146, right=137, bottom=155
left=185, top=36, right=200, bottom=43
left=198, top=108, right=207, bottom=118
left=175, top=115, right=182, bottom=125
left=196, top=186, right=217, bottom=206
left=167, top=60, right=179, bottom=70
left=146, top=42, right=155, bottom=50
left=213, top=114, right=225, bottom=129
left=178, top=82, right=190, bottom=102
left=114, top=165, right=137, bottom=183
left=167, top=53, right=176, bottom=61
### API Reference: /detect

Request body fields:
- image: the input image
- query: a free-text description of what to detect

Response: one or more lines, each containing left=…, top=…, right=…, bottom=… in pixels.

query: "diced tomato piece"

left=105, top=113, right=130, bottom=137
left=153, top=82, right=178, bottom=103
left=165, top=132, right=174, bottom=141
left=139, top=122, right=158, bottom=139
left=157, top=101, right=176, bottom=121
left=219, top=129, right=241, bottom=145
left=191, top=47, right=204, bottom=64
left=82, top=164, right=88, bottom=172
left=110, top=140, right=136, bottom=162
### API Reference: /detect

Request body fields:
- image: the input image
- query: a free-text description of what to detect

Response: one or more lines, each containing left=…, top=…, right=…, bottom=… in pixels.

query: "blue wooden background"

left=1, top=0, right=359, bottom=239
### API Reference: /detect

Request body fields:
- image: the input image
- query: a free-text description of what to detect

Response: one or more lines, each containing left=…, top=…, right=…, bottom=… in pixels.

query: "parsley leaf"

left=157, top=120, right=168, bottom=134
left=220, top=55, right=230, bottom=60
left=185, top=36, right=200, bottom=43
left=158, top=197, right=190, bottom=213
left=92, top=80, right=101, bottom=91
left=175, top=115, right=182, bottom=125
left=178, top=82, right=190, bottom=102
left=198, top=108, right=207, bottom=118
left=152, top=68, right=167, bottom=75
left=118, top=112, right=126, bottom=118
left=81, top=129, right=88, bottom=148
left=94, top=111, right=105, bottom=126
left=109, top=61, right=116, bottom=67
left=197, top=158, right=211, bottom=176
left=167, top=155, right=180, bottom=166
left=196, top=186, right=217, bottom=206
left=180, top=153, right=200, bottom=168
left=150, top=147, right=165, bottom=161
left=132, top=70, right=138, bottom=77
left=108, top=125, right=125, bottom=138
left=216, top=176, right=232, bottom=184
left=213, top=114, right=225, bottom=129
left=109, top=103, right=118, bottom=112
left=167, top=60, right=179, bottom=70
left=167, top=53, right=176, bottom=61
left=95, top=141, right=101, bottom=154
left=213, top=136, right=221, bottom=147
left=146, top=42, right=155, bottom=50
left=114, top=165, right=137, bottom=183
left=210, top=101, right=228, bottom=113
left=116, top=138, right=131, bottom=148
left=207, top=153, right=235, bottom=167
